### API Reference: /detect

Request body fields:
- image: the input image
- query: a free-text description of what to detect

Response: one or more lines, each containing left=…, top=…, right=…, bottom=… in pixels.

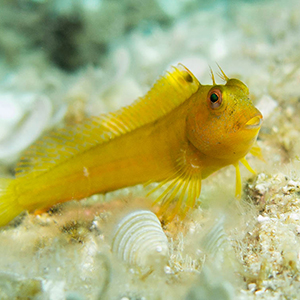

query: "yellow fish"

left=0, top=64, right=262, bottom=227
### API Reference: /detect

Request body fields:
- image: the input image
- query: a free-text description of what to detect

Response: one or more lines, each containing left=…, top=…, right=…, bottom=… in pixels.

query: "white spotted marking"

left=83, top=167, right=89, bottom=177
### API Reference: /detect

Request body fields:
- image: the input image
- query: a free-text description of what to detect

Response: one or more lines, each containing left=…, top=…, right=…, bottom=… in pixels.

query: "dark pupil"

left=210, top=93, right=219, bottom=103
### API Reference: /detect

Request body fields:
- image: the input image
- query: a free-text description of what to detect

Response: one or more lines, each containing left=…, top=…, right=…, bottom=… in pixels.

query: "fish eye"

left=208, top=88, right=223, bottom=109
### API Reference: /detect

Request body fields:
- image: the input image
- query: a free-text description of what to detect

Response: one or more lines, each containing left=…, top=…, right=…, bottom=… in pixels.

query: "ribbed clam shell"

left=112, top=210, right=169, bottom=267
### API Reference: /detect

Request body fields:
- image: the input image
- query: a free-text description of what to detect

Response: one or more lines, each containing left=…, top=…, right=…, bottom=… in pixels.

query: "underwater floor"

left=1, top=0, right=300, bottom=299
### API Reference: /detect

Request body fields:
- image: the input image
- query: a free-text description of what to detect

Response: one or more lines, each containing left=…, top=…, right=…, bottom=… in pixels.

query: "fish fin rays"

left=235, top=155, right=258, bottom=198
left=250, top=143, right=265, bottom=161
left=240, top=157, right=256, bottom=174
left=234, top=162, right=242, bottom=198
left=16, top=64, right=200, bottom=178
left=148, top=157, right=202, bottom=223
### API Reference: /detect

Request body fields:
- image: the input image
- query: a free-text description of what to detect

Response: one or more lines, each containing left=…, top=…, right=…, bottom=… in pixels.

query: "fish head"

left=186, top=78, right=263, bottom=162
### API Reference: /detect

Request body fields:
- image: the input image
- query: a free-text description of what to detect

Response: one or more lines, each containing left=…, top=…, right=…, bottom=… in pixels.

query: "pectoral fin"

left=147, top=166, right=202, bottom=223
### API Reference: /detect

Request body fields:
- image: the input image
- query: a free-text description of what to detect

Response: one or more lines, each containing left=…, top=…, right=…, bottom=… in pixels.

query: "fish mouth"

left=245, top=114, right=263, bottom=129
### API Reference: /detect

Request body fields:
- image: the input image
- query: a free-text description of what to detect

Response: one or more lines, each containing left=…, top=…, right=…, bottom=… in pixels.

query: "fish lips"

left=244, top=113, right=263, bottom=130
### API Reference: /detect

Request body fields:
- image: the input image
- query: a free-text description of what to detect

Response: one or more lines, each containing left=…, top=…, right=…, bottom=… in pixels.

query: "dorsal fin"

left=15, top=64, right=200, bottom=177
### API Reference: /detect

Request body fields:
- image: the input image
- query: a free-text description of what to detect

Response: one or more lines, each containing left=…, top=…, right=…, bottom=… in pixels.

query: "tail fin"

left=0, top=179, right=23, bottom=227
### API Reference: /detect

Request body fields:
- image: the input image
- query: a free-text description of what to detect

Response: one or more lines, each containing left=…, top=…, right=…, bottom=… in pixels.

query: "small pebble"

left=257, top=215, right=270, bottom=223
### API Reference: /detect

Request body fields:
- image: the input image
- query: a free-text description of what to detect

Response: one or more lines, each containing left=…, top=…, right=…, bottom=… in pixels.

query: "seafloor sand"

left=1, top=0, right=300, bottom=299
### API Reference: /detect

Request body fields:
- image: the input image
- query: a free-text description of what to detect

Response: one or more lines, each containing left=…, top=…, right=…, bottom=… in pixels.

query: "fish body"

left=0, top=64, right=262, bottom=226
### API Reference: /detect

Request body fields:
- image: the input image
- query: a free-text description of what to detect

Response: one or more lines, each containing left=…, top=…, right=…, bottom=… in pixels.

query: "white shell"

left=201, top=217, right=228, bottom=256
left=111, top=210, right=169, bottom=268
left=0, top=94, right=52, bottom=162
